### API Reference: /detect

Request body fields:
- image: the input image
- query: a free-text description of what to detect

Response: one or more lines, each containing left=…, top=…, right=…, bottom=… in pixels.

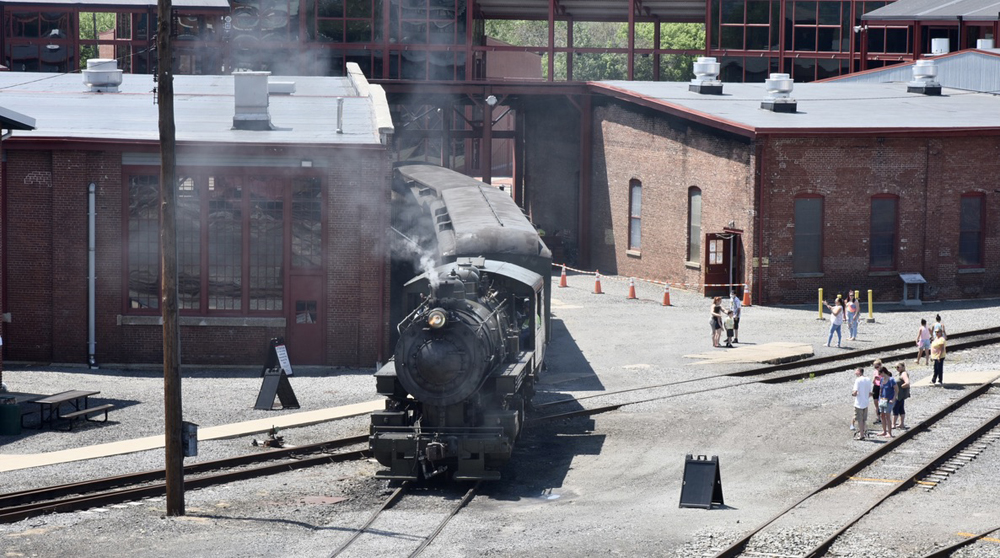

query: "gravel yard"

left=2, top=275, right=999, bottom=557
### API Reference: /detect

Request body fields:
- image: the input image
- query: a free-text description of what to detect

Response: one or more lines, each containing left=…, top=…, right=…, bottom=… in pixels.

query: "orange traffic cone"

left=559, top=265, right=568, bottom=288
left=594, top=271, right=603, bottom=295
left=662, top=285, right=671, bottom=306
left=627, top=278, right=637, bottom=299
left=742, top=284, right=752, bottom=307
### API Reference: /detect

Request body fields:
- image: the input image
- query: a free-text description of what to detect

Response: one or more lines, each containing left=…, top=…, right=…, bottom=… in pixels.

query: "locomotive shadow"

left=534, top=316, right=604, bottom=392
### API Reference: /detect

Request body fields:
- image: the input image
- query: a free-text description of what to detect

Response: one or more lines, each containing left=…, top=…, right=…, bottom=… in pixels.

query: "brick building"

left=0, top=64, right=394, bottom=367
left=520, top=73, right=1000, bottom=304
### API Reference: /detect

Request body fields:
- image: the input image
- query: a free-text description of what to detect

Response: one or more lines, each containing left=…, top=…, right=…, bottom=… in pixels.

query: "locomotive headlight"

left=427, top=308, right=447, bottom=329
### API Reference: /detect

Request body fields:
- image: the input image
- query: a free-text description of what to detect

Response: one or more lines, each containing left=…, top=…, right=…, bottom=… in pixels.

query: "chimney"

left=907, top=59, right=942, bottom=96
left=82, top=59, right=122, bottom=92
left=761, top=73, right=796, bottom=113
left=689, top=57, right=722, bottom=95
left=232, top=71, right=273, bottom=130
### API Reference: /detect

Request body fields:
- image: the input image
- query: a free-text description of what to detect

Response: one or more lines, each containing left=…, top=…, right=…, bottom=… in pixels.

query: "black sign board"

left=679, top=454, right=725, bottom=509
left=255, top=338, right=300, bottom=410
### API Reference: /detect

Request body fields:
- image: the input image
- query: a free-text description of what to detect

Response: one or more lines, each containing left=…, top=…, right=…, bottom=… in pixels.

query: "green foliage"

left=484, top=20, right=705, bottom=82
left=78, top=12, right=118, bottom=69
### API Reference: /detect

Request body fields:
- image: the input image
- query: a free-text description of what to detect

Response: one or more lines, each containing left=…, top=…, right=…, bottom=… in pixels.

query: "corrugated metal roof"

left=864, top=0, right=1000, bottom=21
left=0, top=0, right=229, bottom=8
left=824, top=50, right=1000, bottom=93
left=0, top=72, right=385, bottom=146
left=593, top=78, right=1000, bottom=135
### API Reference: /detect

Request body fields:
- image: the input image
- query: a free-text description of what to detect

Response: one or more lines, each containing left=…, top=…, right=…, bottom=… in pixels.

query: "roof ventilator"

left=907, top=59, right=941, bottom=96
left=761, top=73, right=796, bottom=113
left=689, top=57, right=722, bottom=95
left=233, top=71, right=274, bottom=131
left=82, top=59, right=123, bottom=93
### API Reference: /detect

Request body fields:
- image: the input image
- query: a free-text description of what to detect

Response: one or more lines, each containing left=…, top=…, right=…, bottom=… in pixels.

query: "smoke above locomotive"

left=372, top=163, right=551, bottom=481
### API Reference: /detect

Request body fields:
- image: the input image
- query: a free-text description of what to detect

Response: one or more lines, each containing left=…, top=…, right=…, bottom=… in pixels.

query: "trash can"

left=0, top=397, right=20, bottom=436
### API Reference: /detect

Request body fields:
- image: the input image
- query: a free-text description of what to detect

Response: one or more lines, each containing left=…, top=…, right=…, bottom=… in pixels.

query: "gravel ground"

left=2, top=273, right=999, bottom=557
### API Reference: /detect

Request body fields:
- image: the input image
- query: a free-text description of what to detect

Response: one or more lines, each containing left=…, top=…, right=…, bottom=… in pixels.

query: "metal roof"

left=0, top=105, right=35, bottom=130
left=474, top=0, right=705, bottom=22
left=863, top=0, right=1000, bottom=21
left=824, top=49, right=1000, bottom=94
left=593, top=79, right=1000, bottom=136
left=0, top=71, right=386, bottom=147
left=0, top=0, right=229, bottom=9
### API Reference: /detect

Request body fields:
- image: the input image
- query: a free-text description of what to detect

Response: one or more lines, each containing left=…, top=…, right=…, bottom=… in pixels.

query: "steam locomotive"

left=370, top=164, right=551, bottom=481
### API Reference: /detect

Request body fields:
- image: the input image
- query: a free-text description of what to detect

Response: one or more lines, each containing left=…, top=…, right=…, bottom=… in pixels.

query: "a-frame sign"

left=254, top=338, right=300, bottom=410
left=679, top=454, right=725, bottom=509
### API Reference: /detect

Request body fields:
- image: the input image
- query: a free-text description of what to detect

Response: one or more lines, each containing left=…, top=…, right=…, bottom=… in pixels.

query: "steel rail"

left=408, top=481, right=480, bottom=557
left=921, top=526, right=1000, bottom=558
left=328, top=481, right=411, bottom=558
left=0, top=448, right=369, bottom=524
left=713, top=378, right=1000, bottom=558
left=0, top=434, right=368, bottom=510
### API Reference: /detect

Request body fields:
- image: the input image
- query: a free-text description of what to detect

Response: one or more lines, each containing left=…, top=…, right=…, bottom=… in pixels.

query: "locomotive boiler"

left=370, top=164, right=551, bottom=481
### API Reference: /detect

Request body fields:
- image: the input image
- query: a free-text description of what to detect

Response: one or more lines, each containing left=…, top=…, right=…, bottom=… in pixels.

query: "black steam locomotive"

left=370, top=164, right=551, bottom=481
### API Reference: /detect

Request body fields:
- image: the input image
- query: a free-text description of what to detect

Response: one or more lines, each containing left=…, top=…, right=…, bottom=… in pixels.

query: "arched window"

left=793, top=194, right=823, bottom=273
left=628, top=179, right=642, bottom=251
left=959, top=192, right=985, bottom=267
left=870, top=194, right=899, bottom=270
left=687, top=187, right=702, bottom=263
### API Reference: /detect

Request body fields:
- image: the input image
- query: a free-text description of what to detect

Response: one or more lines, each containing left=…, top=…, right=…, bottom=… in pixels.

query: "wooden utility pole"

left=157, top=0, right=184, bottom=516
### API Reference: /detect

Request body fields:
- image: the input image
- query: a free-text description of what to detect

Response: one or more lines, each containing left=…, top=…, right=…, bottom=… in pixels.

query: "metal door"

left=704, top=232, right=742, bottom=298
left=286, top=274, right=325, bottom=364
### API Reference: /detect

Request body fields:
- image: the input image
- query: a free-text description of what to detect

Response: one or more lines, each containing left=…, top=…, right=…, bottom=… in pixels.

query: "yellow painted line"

left=845, top=476, right=902, bottom=484
left=0, top=400, right=384, bottom=473
left=915, top=480, right=938, bottom=486
left=956, top=533, right=1000, bottom=544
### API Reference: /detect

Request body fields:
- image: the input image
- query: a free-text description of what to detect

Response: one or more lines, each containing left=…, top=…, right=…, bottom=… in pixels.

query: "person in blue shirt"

left=878, top=367, right=896, bottom=438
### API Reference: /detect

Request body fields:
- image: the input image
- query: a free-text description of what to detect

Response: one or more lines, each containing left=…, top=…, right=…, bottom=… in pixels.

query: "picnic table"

left=24, top=390, right=113, bottom=430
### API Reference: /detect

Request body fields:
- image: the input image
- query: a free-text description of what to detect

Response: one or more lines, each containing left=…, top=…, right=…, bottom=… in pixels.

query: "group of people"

left=915, top=314, right=948, bottom=385
left=709, top=292, right=742, bottom=348
left=851, top=358, right=911, bottom=441
left=822, top=292, right=862, bottom=347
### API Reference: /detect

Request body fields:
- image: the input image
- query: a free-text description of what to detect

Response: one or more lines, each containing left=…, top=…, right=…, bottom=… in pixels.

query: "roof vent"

left=907, top=59, right=941, bottom=96
left=82, top=59, right=122, bottom=93
left=689, top=57, right=722, bottom=95
left=930, top=38, right=950, bottom=56
left=977, top=38, right=994, bottom=49
left=761, top=73, right=796, bottom=113
left=233, top=71, right=274, bottom=130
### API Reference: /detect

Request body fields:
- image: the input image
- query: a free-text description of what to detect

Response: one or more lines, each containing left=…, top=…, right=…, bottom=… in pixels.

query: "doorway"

left=704, top=231, right=744, bottom=299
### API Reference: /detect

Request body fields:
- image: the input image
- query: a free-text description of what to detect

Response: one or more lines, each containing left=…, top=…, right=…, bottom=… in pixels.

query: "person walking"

left=893, top=362, right=910, bottom=429
left=932, top=314, right=947, bottom=339
left=930, top=328, right=947, bottom=385
left=710, top=296, right=725, bottom=348
left=871, top=359, right=884, bottom=425
left=878, top=367, right=896, bottom=438
left=915, top=318, right=931, bottom=365
left=852, top=367, right=872, bottom=441
left=729, top=290, right=742, bottom=343
left=846, top=292, right=861, bottom=341
left=823, top=296, right=846, bottom=348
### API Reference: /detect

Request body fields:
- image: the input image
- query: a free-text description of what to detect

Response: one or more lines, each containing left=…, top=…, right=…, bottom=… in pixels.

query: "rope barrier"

left=552, top=262, right=748, bottom=291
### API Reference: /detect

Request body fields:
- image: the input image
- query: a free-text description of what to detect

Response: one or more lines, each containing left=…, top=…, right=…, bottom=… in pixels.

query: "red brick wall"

left=760, top=135, right=1000, bottom=304
left=589, top=101, right=756, bottom=293
left=3, top=147, right=392, bottom=367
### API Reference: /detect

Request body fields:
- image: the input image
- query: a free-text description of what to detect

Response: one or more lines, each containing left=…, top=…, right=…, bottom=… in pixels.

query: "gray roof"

left=0, top=0, right=228, bottom=8
left=0, top=71, right=386, bottom=147
left=593, top=79, right=1000, bottom=136
left=0, top=105, right=35, bottom=130
left=824, top=49, right=1000, bottom=94
left=864, top=0, right=1000, bottom=21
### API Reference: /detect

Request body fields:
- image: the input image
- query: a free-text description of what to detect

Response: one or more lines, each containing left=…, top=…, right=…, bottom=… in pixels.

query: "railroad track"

left=328, top=481, right=480, bottom=558
left=713, top=378, right=1000, bottom=558
left=531, top=328, right=1000, bottom=423
left=0, top=434, right=369, bottom=523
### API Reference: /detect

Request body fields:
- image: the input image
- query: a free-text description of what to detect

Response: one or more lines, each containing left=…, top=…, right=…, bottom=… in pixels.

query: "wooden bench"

left=24, top=390, right=105, bottom=430
left=60, top=403, right=115, bottom=430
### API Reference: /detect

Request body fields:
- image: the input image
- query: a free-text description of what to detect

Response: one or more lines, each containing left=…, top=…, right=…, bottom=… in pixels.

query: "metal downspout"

left=88, top=183, right=98, bottom=368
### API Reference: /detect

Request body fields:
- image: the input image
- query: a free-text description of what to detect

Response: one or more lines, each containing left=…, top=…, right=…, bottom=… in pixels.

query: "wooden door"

left=286, top=274, right=325, bottom=365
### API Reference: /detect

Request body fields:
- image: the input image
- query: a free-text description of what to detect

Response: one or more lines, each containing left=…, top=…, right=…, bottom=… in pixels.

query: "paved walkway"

left=0, top=400, right=382, bottom=473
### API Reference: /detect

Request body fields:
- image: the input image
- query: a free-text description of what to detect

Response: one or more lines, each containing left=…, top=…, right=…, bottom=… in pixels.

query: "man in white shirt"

left=852, top=368, right=872, bottom=441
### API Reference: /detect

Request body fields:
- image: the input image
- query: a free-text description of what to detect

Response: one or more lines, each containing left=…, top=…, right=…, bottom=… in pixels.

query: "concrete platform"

left=684, top=342, right=814, bottom=365
left=0, top=399, right=383, bottom=473
left=909, top=370, right=1000, bottom=388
